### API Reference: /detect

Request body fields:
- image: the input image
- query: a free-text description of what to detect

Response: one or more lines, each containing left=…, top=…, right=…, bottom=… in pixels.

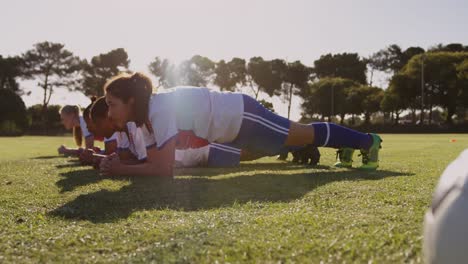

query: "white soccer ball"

left=424, top=149, right=468, bottom=264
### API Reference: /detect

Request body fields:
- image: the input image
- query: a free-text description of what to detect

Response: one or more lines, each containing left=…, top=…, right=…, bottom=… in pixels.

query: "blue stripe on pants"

left=231, top=94, right=291, bottom=156
left=207, top=143, right=241, bottom=167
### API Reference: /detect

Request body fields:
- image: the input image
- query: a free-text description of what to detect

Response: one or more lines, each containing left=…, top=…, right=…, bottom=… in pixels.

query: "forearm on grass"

left=63, top=147, right=83, bottom=156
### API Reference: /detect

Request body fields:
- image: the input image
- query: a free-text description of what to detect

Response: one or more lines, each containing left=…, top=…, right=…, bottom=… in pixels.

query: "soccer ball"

left=424, top=149, right=468, bottom=264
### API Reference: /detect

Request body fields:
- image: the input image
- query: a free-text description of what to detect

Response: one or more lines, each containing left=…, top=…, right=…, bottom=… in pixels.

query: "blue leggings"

left=230, top=95, right=373, bottom=156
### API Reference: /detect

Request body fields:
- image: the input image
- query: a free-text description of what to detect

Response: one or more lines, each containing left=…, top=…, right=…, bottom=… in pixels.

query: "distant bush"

left=0, top=89, right=28, bottom=136
left=27, top=104, right=65, bottom=135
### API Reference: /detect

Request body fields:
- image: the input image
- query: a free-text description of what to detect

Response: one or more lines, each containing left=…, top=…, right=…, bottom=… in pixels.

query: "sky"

left=2, top=0, right=468, bottom=120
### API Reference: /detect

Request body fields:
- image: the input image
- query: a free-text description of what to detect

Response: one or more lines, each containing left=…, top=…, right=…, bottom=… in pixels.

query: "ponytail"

left=73, top=126, right=83, bottom=147
left=83, top=96, right=97, bottom=124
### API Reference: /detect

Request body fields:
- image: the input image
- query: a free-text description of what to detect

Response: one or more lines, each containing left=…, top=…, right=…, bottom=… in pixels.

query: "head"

left=60, top=105, right=80, bottom=130
left=60, top=105, right=82, bottom=147
left=90, top=96, right=118, bottom=138
left=104, top=72, right=153, bottom=129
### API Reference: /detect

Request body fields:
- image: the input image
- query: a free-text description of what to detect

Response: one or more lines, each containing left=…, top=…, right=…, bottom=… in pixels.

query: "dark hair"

left=104, top=72, right=153, bottom=127
left=83, top=96, right=97, bottom=123
left=60, top=105, right=82, bottom=147
left=90, top=96, right=108, bottom=122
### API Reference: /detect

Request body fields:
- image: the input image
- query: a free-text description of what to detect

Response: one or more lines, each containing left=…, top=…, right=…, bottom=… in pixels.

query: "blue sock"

left=311, top=122, right=373, bottom=150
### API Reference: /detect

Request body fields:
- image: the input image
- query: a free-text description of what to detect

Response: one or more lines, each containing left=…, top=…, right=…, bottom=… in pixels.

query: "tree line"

left=1, top=41, right=468, bottom=135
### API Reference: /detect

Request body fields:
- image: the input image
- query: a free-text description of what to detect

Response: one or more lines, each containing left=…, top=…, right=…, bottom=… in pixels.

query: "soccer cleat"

left=334, top=148, right=355, bottom=168
left=358, top=133, right=382, bottom=170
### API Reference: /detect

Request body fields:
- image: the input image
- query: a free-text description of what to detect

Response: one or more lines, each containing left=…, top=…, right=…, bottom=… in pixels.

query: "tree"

left=429, top=43, right=467, bottom=53
left=302, top=77, right=359, bottom=123
left=81, top=48, right=129, bottom=97
left=361, top=86, right=384, bottom=124
left=381, top=88, right=405, bottom=124
left=369, top=44, right=403, bottom=76
left=213, top=58, right=246, bottom=91
left=457, top=59, right=468, bottom=115
left=227, top=58, right=248, bottom=88
left=178, top=55, right=215, bottom=87
left=0, top=55, right=26, bottom=94
left=346, top=85, right=383, bottom=125
left=246, top=57, right=284, bottom=99
left=282, top=61, right=310, bottom=119
left=214, top=60, right=231, bottom=91
left=369, top=44, right=424, bottom=75
left=403, top=47, right=425, bottom=62
left=22, top=41, right=82, bottom=109
left=148, top=57, right=177, bottom=88
left=313, top=53, right=367, bottom=84
left=388, top=73, right=420, bottom=124
left=403, top=52, right=468, bottom=124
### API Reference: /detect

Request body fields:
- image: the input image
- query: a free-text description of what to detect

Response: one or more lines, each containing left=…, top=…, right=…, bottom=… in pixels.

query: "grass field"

left=0, top=134, right=466, bottom=263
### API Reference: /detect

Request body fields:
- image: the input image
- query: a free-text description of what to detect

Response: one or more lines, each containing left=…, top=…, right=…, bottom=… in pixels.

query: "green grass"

left=0, top=134, right=466, bottom=263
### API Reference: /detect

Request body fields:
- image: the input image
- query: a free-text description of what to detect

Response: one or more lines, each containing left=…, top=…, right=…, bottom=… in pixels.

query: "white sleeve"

left=150, top=109, right=178, bottom=149
left=104, top=132, right=118, bottom=143
left=116, top=132, right=129, bottom=150
left=142, top=124, right=157, bottom=149
left=127, top=122, right=148, bottom=161
left=79, top=116, right=92, bottom=138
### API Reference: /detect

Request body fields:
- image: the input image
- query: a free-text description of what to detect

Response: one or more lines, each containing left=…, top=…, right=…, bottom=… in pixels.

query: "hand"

left=92, top=146, right=102, bottom=153
left=100, top=153, right=121, bottom=177
left=79, top=149, right=95, bottom=165
left=92, top=155, right=101, bottom=169
left=58, top=145, right=66, bottom=155
left=92, top=153, right=107, bottom=169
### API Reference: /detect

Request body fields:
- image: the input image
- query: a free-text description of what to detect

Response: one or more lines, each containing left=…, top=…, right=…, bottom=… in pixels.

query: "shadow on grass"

left=175, top=162, right=332, bottom=177
left=56, top=168, right=101, bottom=193
left=49, top=164, right=413, bottom=223
left=31, top=155, right=62, bottom=160
left=55, top=160, right=84, bottom=169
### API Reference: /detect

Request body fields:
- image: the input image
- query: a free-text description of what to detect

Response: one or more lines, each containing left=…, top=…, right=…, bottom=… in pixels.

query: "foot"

left=358, top=133, right=382, bottom=170
left=334, top=148, right=355, bottom=168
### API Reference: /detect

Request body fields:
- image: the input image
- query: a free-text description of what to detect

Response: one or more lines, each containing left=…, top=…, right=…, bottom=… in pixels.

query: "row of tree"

left=1, top=41, right=468, bottom=134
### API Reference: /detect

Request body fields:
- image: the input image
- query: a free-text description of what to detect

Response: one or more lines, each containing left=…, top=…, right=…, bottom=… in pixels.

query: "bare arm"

left=91, top=148, right=140, bottom=169
left=84, top=136, right=94, bottom=149
left=100, top=138, right=176, bottom=177
left=104, top=140, right=117, bottom=155
left=58, top=145, right=83, bottom=157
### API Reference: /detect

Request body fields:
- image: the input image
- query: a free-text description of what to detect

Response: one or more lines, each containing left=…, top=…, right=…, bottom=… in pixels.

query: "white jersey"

left=104, top=132, right=118, bottom=143
left=148, top=87, right=244, bottom=148
left=116, top=123, right=156, bottom=161
left=79, top=116, right=92, bottom=138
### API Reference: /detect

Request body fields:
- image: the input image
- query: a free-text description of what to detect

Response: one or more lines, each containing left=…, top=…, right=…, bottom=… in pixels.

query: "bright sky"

left=2, top=0, right=468, bottom=120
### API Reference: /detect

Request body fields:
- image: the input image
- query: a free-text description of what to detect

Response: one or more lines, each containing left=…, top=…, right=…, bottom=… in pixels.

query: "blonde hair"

left=60, top=105, right=82, bottom=147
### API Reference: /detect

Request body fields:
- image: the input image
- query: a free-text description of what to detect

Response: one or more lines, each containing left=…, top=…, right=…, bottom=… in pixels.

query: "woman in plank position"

left=100, top=72, right=382, bottom=177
